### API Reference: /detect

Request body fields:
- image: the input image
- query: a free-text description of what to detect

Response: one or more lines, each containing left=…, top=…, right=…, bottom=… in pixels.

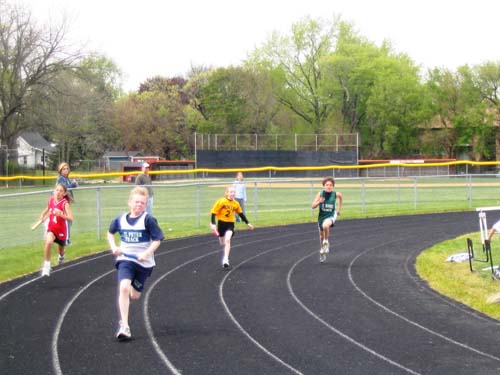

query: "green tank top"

left=318, top=190, right=336, bottom=221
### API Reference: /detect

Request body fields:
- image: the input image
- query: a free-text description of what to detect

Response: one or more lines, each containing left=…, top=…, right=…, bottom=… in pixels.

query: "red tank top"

left=47, top=197, right=68, bottom=241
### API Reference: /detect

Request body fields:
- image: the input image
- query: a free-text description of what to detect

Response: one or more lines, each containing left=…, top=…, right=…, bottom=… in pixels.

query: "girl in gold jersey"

left=210, top=185, right=254, bottom=268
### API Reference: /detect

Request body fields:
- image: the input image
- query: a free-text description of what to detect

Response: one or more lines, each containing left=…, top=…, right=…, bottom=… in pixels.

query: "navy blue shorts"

left=116, top=260, right=153, bottom=292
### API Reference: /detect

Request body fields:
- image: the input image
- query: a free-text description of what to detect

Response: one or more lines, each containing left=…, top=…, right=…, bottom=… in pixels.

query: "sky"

left=13, top=0, right=500, bottom=92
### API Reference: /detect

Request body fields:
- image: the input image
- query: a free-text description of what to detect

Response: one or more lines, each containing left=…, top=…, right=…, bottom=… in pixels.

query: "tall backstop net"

left=195, top=133, right=359, bottom=178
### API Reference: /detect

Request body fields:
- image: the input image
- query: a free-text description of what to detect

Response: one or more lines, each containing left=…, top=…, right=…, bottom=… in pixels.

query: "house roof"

left=18, top=131, right=56, bottom=152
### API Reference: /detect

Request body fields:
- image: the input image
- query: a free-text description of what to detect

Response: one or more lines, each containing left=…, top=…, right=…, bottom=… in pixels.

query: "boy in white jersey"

left=107, top=187, right=164, bottom=341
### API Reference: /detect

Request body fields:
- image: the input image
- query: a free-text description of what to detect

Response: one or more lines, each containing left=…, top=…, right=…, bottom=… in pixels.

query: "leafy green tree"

left=25, top=56, right=122, bottom=166
left=109, top=88, right=191, bottom=159
left=0, top=1, right=82, bottom=171
left=473, top=62, right=500, bottom=160
left=193, top=66, right=279, bottom=136
left=248, top=16, right=343, bottom=133
left=426, top=66, right=494, bottom=160
left=364, top=55, right=431, bottom=157
left=321, top=25, right=431, bottom=158
left=139, top=75, right=189, bottom=104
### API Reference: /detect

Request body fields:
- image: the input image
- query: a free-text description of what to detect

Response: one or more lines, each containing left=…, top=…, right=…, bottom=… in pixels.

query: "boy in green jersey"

left=312, top=177, right=343, bottom=263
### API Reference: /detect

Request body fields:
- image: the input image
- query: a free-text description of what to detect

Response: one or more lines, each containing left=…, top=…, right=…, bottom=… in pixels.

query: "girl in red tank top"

left=38, top=183, right=74, bottom=277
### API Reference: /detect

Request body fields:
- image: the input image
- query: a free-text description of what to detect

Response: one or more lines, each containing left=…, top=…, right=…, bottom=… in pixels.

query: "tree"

left=0, top=1, right=83, bottom=170
left=109, top=88, right=191, bottom=159
left=24, top=56, right=123, bottom=166
left=248, top=16, right=342, bottom=133
left=321, top=26, right=431, bottom=158
left=426, top=66, right=494, bottom=160
left=363, top=55, right=431, bottom=157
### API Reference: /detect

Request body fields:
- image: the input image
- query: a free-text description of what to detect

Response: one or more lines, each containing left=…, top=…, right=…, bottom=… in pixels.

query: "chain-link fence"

left=3, top=173, right=500, bottom=250
left=194, top=133, right=359, bottom=152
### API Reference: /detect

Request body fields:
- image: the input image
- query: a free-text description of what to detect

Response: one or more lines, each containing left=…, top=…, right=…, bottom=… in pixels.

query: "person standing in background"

left=135, top=162, right=154, bottom=214
left=233, top=172, right=246, bottom=222
left=56, top=162, right=77, bottom=245
left=56, top=162, right=78, bottom=202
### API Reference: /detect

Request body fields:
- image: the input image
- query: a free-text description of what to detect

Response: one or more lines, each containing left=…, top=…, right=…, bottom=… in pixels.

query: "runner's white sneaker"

left=322, top=240, right=329, bottom=253
left=41, top=262, right=51, bottom=277
left=116, top=321, right=131, bottom=341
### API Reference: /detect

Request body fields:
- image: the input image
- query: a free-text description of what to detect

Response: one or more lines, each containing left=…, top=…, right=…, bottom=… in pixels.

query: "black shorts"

left=217, top=221, right=235, bottom=237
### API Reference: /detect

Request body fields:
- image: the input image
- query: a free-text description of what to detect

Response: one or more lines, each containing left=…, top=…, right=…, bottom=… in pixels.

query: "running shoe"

left=116, top=322, right=131, bottom=341
left=58, top=255, right=65, bottom=265
left=320, top=253, right=326, bottom=263
left=41, top=262, right=51, bottom=277
left=322, top=240, right=329, bottom=253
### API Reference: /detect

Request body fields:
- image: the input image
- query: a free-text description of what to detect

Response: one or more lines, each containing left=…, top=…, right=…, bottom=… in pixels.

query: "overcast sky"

left=14, top=0, right=500, bottom=92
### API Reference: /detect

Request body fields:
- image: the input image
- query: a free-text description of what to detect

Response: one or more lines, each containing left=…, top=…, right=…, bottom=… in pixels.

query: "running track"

left=2, top=212, right=500, bottom=375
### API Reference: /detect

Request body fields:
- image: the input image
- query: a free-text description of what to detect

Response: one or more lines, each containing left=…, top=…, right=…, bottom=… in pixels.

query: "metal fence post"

left=196, top=183, right=200, bottom=227
left=413, top=177, right=417, bottom=210
left=310, top=180, right=315, bottom=218
left=468, top=174, right=473, bottom=208
left=253, top=181, right=258, bottom=220
left=361, top=178, right=366, bottom=214
left=96, top=187, right=101, bottom=240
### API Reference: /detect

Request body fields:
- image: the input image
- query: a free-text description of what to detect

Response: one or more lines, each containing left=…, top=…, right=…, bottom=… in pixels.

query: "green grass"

left=416, top=233, right=500, bottom=320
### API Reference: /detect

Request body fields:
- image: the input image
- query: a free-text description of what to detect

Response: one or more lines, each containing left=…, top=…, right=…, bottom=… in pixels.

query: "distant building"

left=16, top=131, right=57, bottom=169
left=102, top=150, right=147, bottom=171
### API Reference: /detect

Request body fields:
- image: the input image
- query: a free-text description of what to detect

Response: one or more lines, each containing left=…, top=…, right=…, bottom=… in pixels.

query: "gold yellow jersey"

left=211, top=197, right=242, bottom=223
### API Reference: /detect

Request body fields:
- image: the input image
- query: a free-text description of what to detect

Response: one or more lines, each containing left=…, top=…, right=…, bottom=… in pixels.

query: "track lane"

left=3, top=213, right=500, bottom=374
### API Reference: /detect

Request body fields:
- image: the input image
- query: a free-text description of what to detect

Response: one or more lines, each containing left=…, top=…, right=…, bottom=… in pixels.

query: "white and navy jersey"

left=108, top=212, right=164, bottom=268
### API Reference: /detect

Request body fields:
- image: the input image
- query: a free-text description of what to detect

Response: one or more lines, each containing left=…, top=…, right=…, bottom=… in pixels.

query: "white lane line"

left=404, top=245, right=500, bottom=324
left=287, top=248, right=423, bottom=375
left=144, top=232, right=313, bottom=375
left=348, top=240, right=500, bottom=363
left=143, top=250, right=218, bottom=375
left=0, top=236, right=211, bottom=303
left=52, top=240, right=217, bottom=375
left=0, top=253, right=110, bottom=302
left=219, top=239, right=310, bottom=375
left=52, top=270, right=114, bottom=375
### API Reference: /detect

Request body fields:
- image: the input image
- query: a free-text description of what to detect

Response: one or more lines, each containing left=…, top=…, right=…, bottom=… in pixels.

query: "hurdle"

left=467, top=206, right=500, bottom=277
